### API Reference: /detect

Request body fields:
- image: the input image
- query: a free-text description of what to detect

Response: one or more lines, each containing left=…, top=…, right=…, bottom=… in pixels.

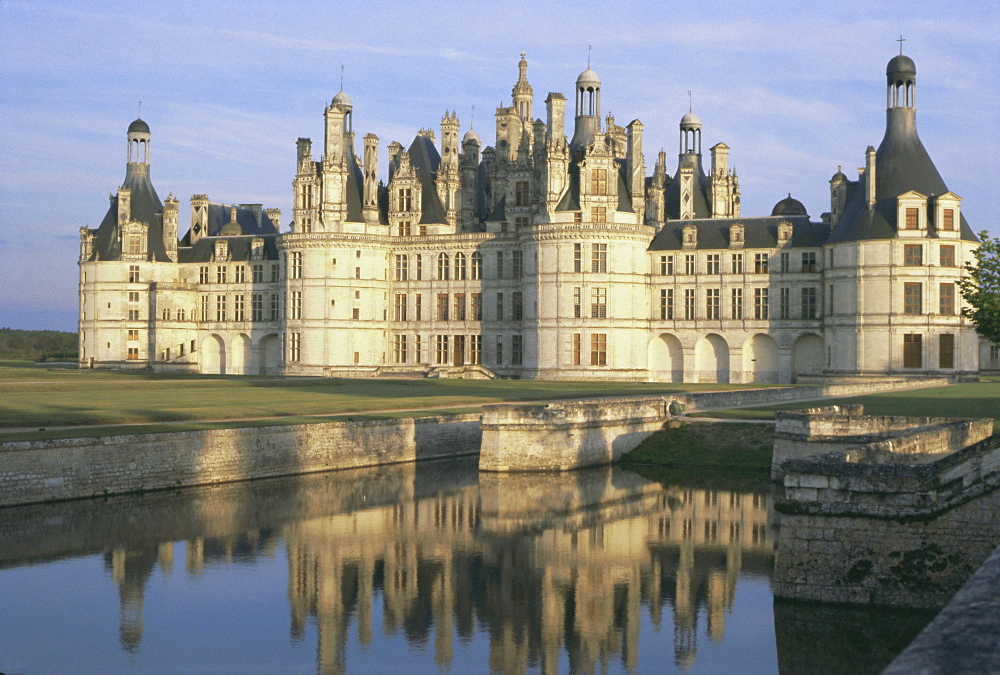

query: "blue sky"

left=1, top=0, right=997, bottom=331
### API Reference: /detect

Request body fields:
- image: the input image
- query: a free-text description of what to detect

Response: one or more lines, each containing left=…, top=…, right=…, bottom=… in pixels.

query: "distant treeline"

left=0, top=328, right=78, bottom=361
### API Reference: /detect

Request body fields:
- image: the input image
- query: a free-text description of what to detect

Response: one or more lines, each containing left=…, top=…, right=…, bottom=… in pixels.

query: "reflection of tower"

left=105, top=546, right=159, bottom=653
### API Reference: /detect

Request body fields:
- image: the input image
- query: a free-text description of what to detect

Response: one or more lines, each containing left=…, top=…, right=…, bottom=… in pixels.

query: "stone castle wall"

left=0, top=415, right=481, bottom=507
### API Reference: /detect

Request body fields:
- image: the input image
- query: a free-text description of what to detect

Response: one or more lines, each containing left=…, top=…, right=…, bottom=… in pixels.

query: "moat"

left=0, top=457, right=945, bottom=673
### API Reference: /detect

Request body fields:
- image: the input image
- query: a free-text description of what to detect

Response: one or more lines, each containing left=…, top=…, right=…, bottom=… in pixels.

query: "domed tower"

left=678, top=111, right=701, bottom=156
left=570, top=66, right=601, bottom=150
left=664, top=111, right=711, bottom=220
left=127, top=117, right=151, bottom=172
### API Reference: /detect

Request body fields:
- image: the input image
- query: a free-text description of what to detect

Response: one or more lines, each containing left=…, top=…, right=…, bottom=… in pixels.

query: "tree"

left=959, top=231, right=1000, bottom=345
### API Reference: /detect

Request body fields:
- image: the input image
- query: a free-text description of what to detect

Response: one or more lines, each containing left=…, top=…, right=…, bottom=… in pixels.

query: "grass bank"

left=620, top=422, right=774, bottom=491
left=0, top=362, right=775, bottom=441
left=692, top=378, right=1000, bottom=430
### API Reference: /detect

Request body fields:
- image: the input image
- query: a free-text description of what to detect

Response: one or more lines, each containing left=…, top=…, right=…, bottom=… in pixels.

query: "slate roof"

left=406, top=135, right=448, bottom=224
left=664, top=155, right=711, bottom=220
left=648, top=215, right=830, bottom=251
left=179, top=203, right=279, bottom=247
left=89, top=165, right=170, bottom=262
left=178, top=234, right=280, bottom=263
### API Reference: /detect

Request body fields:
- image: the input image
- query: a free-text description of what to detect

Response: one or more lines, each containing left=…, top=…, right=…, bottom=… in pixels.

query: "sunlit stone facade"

left=78, top=52, right=983, bottom=381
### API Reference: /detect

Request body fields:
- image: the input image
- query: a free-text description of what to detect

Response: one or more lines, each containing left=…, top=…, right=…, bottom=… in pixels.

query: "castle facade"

left=78, top=52, right=987, bottom=381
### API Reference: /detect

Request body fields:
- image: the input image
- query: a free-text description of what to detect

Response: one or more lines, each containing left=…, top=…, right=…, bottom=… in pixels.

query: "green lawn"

left=693, top=377, right=1000, bottom=429
left=0, top=361, right=771, bottom=440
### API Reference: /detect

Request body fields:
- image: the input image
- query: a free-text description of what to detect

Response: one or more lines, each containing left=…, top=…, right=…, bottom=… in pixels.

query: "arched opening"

left=231, top=334, right=252, bottom=375
left=792, top=333, right=824, bottom=381
left=648, top=333, right=684, bottom=382
left=695, top=333, right=730, bottom=383
left=201, top=334, right=226, bottom=375
left=743, top=334, right=779, bottom=384
left=258, top=334, right=280, bottom=375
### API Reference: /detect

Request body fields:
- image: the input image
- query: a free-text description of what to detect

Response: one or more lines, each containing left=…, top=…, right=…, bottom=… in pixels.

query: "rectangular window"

left=496, top=336, right=504, bottom=365
left=127, top=347, right=140, bottom=360
left=289, top=333, right=300, bottom=362
left=706, top=254, right=720, bottom=275
left=904, top=282, right=923, bottom=315
left=415, top=335, right=423, bottom=363
left=731, top=288, right=743, bottom=319
left=515, top=181, right=530, bottom=206
left=415, top=254, right=423, bottom=280
left=903, top=333, right=922, bottom=368
left=754, top=288, right=769, bottom=319
left=455, top=293, right=466, bottom=321
left=684, top=288, right=695, bottom=320
left=200, top=295, right=209, bottom=322
left=234, top=294, right=245, bottom=321
left=942, top=209, right=955, bottom=231
left=270, top=263, right=280, bottom=283
left=471, top=293, right=482, bottom=321
left=591, top=287, right=607, bottom=318
left=269, top=293, right=280, bottom=321
left=905, top=207, right=919, bottom=230
left=352, top=307, right=360, bottom=320
left=515, top=216, right=529, bottom=231
left=801, top=287, right=817, bottom=319
left=127, top=235, right=142, bottom=256
left=512, top=251, right=523, bottom=279
left=684, top=254, right=695, bottom=275
left=128, top=265, right=140, bottom=283
left=659, top=255, right=673, bottom=275
left=572, top=333, right=582, bottom=365
left=496, top=292, right=504, bottom=321
left=437, top=254, right=450, bottom=280
left=397, top=221, right=411, bottom=236
left=215, top=295, right=227, bottom=322
left=512, top=335, right=523, bottom=365
left=470, top=335, right=482, bottom=365
left=216, top=266, right=228, bottom=284
left=128, top=309, right=140, bottom=321
left=801, top=252, right=817, bottom=273
left=437, top=293, right=449, bottom=321
left=286, top=291, right=298, bottom=320
left=394, top=255, right=408, bottom=281
left=234, top=265, right=245, bottom=283
left=731, top=253, right=743, bottom=274
left=573, top=243, right=583, bottom=273
left=394, top=294, right=408, bottom=321
left=471, top=252, right=482, bottom=279
left=128, top=291, right=140, bottom=303
left=127, top=329, right=139, bottom=341
left=780, top=252, right=789, bottom=273
left=755, top=253, right=769, bottom=274
left=939, top=334, right=955, bottom=369
left=355, top=266, right=361, bottom=280
left=393, top=335, right=408, bottom=364
left=590, top=168, right=607, bottom=195
left=591, top=244, right=607, bottom=273
left=415, top=294, right=422, bottom=321
left=779, top=287, right=790, bottom=319
left=591, top=206, right=607, bottom=223
left=252, top=264, right=263, bottom=283
left=904, top=244, right=923, bottom=266
left=573, top=287, right=582, bottom=318
left=512, top=292, right=523, bottom=321
left=496, top=252, right=505, bottom=279
left=199, top=266, right=210, bottom=284
left=939, top=283, right=955, bottom=315
left=290, top=252, right=302, bottom=279
left=252, top=294, right=263, bottom=321
left=706, top=288, right=720, bottom=319
left=660, top=289, right=674, bottom=320
left=455, top=253, right=467, bottom=280
left=940, top=245, right=956, bottom=267
left=398, top=188, right=412, bottom=211
left=590, top=333, right=607, bottom=366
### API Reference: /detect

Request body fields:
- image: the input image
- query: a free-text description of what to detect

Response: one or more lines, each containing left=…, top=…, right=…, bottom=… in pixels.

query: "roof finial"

left=897, top=35, right=906, bottom=55
left=339, top=65, right=344, bottom=92
left=137, top=101, right=142, bottom=119
left=471, top=104, right=475, bottom=129
left=687, top=90, right=692, bottom=113
left=587, top=44, right=592, bottom=68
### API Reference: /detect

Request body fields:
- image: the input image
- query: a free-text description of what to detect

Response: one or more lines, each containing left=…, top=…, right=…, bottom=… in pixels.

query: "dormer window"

left=682, top=224, right=697, bottom=249
left=933, top=192, right=961, bottom=239
left=777, top=221, right=793, bottom=244
left=250, top=238, right=264, bottom=260
left=729, top=224, right=744, bottom=248
left=896, top=191, right=927, bottom=237
left=904, top=208, right=918, bottom=230
left=214, top=241, right=229, bottom=261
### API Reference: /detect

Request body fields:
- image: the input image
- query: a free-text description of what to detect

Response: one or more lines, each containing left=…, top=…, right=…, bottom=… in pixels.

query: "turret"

left=163, top=194, right=179, bottom=260
left=363, top=133, right=380, bottom=224
left=570, top=67, right=601, bottom=151
left=626, top=120, right=645, bottom=219
left=511, top=52, right=534, bottom=123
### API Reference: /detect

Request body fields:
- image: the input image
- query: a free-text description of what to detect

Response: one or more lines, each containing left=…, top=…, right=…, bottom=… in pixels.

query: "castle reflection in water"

left=91, top=459, right=773, bottom=673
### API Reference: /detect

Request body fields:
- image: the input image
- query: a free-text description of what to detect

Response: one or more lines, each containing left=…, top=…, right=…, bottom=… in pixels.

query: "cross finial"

left=340, top=65, right=344, bottom=92
left=520, top=51, right=525, bottom=60
left=138, top=101, right=142, bottom=119
left=587, top=45, right=592, bottom=68
left=897, top=35, right=906, bottom=55
left=687, top=90, right=692, bottom=113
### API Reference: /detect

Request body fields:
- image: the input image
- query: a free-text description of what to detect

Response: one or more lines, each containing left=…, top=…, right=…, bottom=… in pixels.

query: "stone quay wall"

left=480, top=378, right=950, bottom=472
left=0, top=415, right=481, bottom=508
left=772, top=404, right=994, bottom=479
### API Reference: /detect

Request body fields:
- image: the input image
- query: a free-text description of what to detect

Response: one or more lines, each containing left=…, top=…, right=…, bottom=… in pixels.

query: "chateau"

left=78, top=52, right=989, bottom=381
